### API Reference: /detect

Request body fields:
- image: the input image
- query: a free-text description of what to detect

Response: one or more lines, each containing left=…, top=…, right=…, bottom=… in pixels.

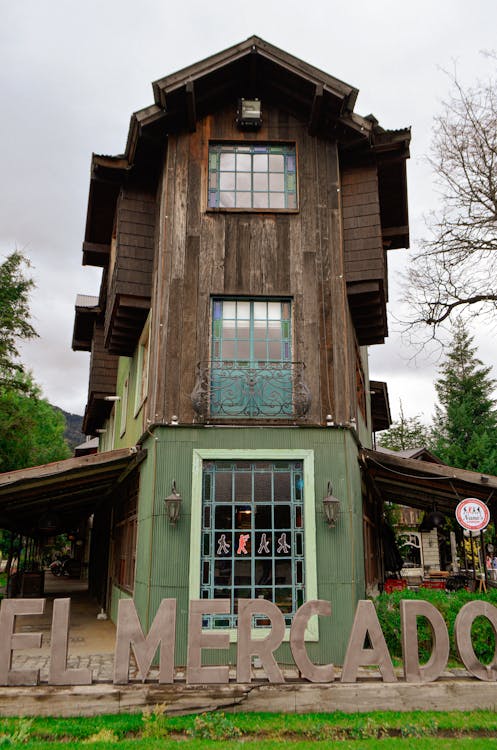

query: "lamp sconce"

left=104, top=395, right=120, bottom=402
left=236, top=98, right=262, bottom=130
left=323, top=482, right=341, bottom=528
left=164, top=481, right=182, bottom=526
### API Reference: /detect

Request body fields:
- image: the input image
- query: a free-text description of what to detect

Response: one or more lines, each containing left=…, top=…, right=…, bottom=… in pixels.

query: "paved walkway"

left=9, top=574, right=118, bottom=682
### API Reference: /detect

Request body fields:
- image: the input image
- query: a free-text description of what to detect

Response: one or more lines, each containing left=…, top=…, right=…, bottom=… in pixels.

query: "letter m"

left=114, top=599, right=176, bottom=684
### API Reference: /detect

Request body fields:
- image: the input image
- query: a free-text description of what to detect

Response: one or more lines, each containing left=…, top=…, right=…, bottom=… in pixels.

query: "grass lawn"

left=2, top=710, right=497, bottom=747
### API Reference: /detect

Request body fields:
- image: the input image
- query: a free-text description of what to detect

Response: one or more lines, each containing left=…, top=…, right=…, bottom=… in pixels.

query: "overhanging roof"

left=363, top=448, right=497, bottom=516
left=0, top=448, right=146, bottom=533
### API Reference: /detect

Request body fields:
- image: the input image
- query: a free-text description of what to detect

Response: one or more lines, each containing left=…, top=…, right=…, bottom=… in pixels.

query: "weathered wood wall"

left=147, top=104, right=362, bottom=426
left=341, top=166, right=385, bottom=290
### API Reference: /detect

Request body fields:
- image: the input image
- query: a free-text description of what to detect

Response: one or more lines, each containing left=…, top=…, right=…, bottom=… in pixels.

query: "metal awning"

left=0, top=448, right=146, bottom=533
left=363, top=448, right=497, bottom=516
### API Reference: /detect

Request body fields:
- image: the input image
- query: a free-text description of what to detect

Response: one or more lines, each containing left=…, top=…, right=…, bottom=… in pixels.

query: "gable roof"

left=83, top=36, right=410, bottom=253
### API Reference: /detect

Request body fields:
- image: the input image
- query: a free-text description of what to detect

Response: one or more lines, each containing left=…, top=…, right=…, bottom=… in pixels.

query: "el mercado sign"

left=1, top=596, right=497, bottom=687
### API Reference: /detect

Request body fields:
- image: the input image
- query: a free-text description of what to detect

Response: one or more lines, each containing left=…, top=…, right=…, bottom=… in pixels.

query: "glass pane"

left=269, top=192, right=285, bottom=209
left=222, top=323, right=236, bottom=338
left=203, top=561, right=210, bottom=585
left=220, top=153, right=235, bottom=170
left=223, top=301, right=236, bottom=318
left=220, top=191, right=235, bottom=208
left=255, top=531, right=272, bottom=553
left=253, top=192, right=269, bottom=208
left=268, top=341, right=281, bottom=359
left=269, top=174, right=285, bottom=193
left=286, top=154, right=296, bottom=172
left=275, top=588, right=292, bottom=612
left=275, top=532, right=291, bottom=555
left=236, top=320, right=249, bottom=337
left=254, top=474, right=271, bottom=503
left=237, top=339, right=250, bottom=358
left=215, top=560, right=232, bottom=585
left=215, top=506, right=232, bottom=529
left=267, top=302, right=281, bottom=320
left=215, top=472, right=232, bottom=501
left=208, top=192, right=218, bottom=208
left=275, top=560, right=292, bottom=584
left=253, top=173, right=268, bottom=191
left=220, top=173, right=236, bottom=191
left=253, top=154, right=268, bottom=171
left=236, top=506, right=252, bottom=529
left=209, top=172, right=218, bottom=189
left=255, top=560, right=273, bottom=585
left=255, top=506, right=271, bottom=530
left=234, top=560, right=251, bottom=584
left=204, top=473, right=212, bottom=500
left=253, top=302, right=267, bottom=320
left=274, top=473, right=291, bottom=502
left=274, top=505, right=291, bottom=528
left=237, top=154, right=251, bottom=171
left=235, top=472, right=252, bottom=501
left=237, top=301, right=250, bottom=319
left=269, top=154, right=284, bottom=172
left=267, top=320, right=281, bottom=339
left=236, top=172, right=251, bottom=191
left=203, top=505, right=211, bottom=528
left=215, top=532, right=232, bottom=555
left=253, top=340, right=267, bottom=359
left=213, top=301, right=223, bottom=320
left=222, top=340, right=235, bottom=359
left=236, top=192, right=251, bottom=208
left=287, top=193, right=297, bottom=209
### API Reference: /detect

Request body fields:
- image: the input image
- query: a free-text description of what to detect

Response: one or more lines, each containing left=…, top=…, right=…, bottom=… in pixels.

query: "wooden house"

left=72, top=36, right=411, bottom=663
left=1, top=37, right=495, bottom=669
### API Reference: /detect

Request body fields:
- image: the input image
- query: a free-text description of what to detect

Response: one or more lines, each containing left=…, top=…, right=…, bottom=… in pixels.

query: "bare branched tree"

left=406, top=60, right=497, bottom=333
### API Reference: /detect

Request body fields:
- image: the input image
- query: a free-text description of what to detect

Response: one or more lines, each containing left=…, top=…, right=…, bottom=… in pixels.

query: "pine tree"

left=431, top=319, right=497, bottom=474
left=378, top=402, right=431, bottom=451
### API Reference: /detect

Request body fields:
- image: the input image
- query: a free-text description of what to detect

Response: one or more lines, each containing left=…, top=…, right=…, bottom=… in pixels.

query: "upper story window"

left=208, top=143, right=297, bottom=210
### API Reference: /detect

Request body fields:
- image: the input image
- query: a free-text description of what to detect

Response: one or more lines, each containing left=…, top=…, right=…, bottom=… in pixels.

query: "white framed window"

left=120, top=377, right=129, bottom=437
left=134, top=318, right=150, bottom=417
left=189, top=449, right=317, bottom=641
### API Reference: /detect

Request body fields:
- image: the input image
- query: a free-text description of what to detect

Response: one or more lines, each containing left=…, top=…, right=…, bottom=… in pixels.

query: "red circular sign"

left=455, top=498, right=490, bottom=531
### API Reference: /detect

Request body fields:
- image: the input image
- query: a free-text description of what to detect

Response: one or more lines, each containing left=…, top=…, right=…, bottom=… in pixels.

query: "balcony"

left=191, top=361, right=311, bottom=422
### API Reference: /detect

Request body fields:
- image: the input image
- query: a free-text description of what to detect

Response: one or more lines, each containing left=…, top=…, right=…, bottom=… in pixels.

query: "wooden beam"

left=308, top=84, right=323, bottom=136
left=185, top=80, right=196, bottom=133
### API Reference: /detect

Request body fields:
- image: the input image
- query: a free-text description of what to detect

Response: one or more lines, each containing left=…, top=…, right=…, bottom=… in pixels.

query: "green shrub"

left=374, top=588, right=497, bottom=664
left=188, top=712, right=242, bottom=740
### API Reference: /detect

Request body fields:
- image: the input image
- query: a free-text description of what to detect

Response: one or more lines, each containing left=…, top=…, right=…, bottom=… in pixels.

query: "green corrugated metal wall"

left=112, top=425, right=365, bottom=665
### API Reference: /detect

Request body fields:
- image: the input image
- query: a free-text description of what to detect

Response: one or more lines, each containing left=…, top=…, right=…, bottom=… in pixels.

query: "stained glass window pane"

left=201, top=460, right=304, bottom=628
left=208, top=144, right=297, bottom=210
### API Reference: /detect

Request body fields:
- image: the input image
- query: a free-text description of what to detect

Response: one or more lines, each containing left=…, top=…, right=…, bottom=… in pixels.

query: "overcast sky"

left=1, top=0, right=496, bottom=422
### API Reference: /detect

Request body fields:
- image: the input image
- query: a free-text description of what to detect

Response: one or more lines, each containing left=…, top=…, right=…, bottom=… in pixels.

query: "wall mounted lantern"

left=426, top=503, right=445, bottom=530
left=237, top=98, right=262, bottom=130
left=322, top=482, right=341, bottom=528
left=164, top=481, right=182, bottom=526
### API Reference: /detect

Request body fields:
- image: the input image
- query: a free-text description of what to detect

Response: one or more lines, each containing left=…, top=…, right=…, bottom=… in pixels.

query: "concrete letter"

left=186, top=599, right=230, bottom=684
left=455, top=600, right=497, bottom=681
left=49, top=598, right=92, bottom=685
left=236, top=599, right=285, bottom=683
left=341, top=600, right=396, bottom=683
left=400, top=599, right=449, bottom=682
left=0, top=598, right=45, bottom=685
left=290, top=600, right=334, bottom=682
left=113, top=598, right=176, bottom=684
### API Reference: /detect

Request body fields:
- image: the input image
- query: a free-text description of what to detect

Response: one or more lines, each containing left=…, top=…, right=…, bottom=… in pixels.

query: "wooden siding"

left=83, top=321, right=119, bottom=434
left=104, top=186, right=157, bottom=354
left=147, top=104, right=355, bottom=426
left=341, top=166, right=384, bottom=286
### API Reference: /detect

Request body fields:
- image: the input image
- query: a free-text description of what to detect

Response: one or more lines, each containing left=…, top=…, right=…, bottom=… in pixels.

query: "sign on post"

left=455, top=498, right=490, bottom=532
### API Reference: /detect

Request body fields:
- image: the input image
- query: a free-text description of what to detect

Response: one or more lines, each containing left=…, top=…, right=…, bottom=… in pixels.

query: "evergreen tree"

left=0, top=372, right=71, bottom=472
left=378, top=402, right=431, bottom=451
left=431, top=319, right=497, bottom=474
left=0, top=252, right=37, bottom=390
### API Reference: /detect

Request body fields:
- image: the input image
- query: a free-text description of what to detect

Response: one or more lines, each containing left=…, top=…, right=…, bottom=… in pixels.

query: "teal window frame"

left=210, top=298, right=293, bottom=419
left=208, top=143, right=297, bottom=210
left=189, top=449, right=318, bottom=642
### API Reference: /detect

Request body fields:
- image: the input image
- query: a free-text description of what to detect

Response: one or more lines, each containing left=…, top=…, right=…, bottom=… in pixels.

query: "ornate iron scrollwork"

left=191, top=361, right=311, bottom=421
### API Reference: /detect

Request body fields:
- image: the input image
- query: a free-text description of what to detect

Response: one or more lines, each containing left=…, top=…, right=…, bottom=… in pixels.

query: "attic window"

left=208, top=143, right=297, bottom=210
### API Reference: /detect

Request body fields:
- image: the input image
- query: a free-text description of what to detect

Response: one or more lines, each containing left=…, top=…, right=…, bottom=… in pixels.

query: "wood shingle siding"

left=104, top=187, right=157, bottom=354
left=83, top=322, right=119, bottom=434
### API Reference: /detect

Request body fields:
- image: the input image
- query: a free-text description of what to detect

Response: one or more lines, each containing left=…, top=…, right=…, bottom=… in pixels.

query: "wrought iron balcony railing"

left=191, top=361, right=311, bottom=421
